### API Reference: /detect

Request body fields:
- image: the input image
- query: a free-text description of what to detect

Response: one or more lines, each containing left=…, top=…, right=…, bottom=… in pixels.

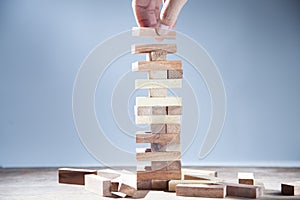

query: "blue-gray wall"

left=1, top=0, right=300, bottom=167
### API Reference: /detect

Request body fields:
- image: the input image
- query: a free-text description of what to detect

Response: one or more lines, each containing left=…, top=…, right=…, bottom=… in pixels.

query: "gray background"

left=1, top=0, right=300, bottom=167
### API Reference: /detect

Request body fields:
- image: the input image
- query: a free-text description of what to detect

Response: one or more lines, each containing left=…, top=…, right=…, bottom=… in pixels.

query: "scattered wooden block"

left=97, top=169, right=121, bottom=180
left=176, top=184, right=226, bottom=198
left=238, top=172, right=255, bottom=185
left=118, top=170, right=137, bottom=197
left=151, top=161, right=181, bottom=171
left=168, top=180, right=220, bottom=192
left=132, top=60, right=182, bottom=71
left=182, top=168, right=217, bottom=177
left=167, top=106, right=182, bottom=115
left=150, top=124, right=166, bottom=133
left=135, top=115, right=181, bottom=124
left=136, top=149, right=181, bottom=161
left=111, top=191, right=127, bottom=198
left=148, top=70, right=167, bottom=79
left=137, top=169, right=181, bottom=180
left=58, top=168, right=97, bottom=185
left=137, top=180, right=152, bottom=190
left=135, top=79, right=182, bottom=89
left=136, top=97, right=182, bottom=107
left=184, top=174, right=222, bottom=182
left=132, top=44, right=176, bottom=54
left=84, top=174, right=112, bottom=197
left=152, top=180, right=168, bottom=190
left=132, top=27, right=176, bottom=40
left=166, top=124, right=181, bottom=133
left=147, top=50, right=167, bottom=61
left=224, top=182, right=263, bottom=199
left=168, top=70, right=183, bottom=79
left=281, top=181, right=300, bottom=195
left=149, top=88, right=167, bottom=97
left=136, top=132, right=180, bottom=144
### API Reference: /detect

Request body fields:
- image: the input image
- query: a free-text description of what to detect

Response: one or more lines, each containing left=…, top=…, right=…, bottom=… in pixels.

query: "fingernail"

left=155, top=23, right=172, bottom=36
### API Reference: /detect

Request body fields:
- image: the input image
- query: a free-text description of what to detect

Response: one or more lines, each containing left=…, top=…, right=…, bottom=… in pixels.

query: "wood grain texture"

left=136, top=97, right=182, bottom=107
left=84, top=174, right=112, bottom=197
left=135, top=79, right=182, bottom=89
left=132, top=44, right=176, bottom=54
left=151, top=142, right=181, bottom=152
left=152, top=180, right=169, bottom=190
left=224, top=182, right=263, bottom=199
left=132, top=60, right=182, bottom=71
left=137, top=180, right=152, bottom=190
left=136, top=151, right=181, bottom=162
left=148, top=70, right=167, bottom=79
left=238, top=172, right=255, bottom=185
left=150, top=124, right=166, bottom=133
left=168, top=70, right=183, bottom=79
left=151, top=161, right=181, bottom=171
left=281, top=181, right=300, bottom=195
left=176, top=184, right=226, bottom=198
left=136, top=106, right=167, bottom=116
left=136, top=132, right=180, bottom=144
left=168, top=180, right=221, bottom=192
left=132, top=27, right=176, bottom=40
left=58, top=168, right=97, bottom=185
left=135, top=115, right=181, bottom=124
left=147, top=50, right=167, bottom=61
left=166, top=124, right=181, bottom=133
left=167, top=106, right=182, bottom=115
left=118, top=170, right=137, bottom=197
left=149, top=88, right=167, bottom=97
left=137, top=169, right=181, bottom=180
left=182, top=168, right=217, bottom=177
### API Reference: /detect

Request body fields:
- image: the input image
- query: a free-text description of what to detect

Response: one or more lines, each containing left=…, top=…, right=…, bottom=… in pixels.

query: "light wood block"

left=135, top=79, right=182, bottom=89
left=58, top=168, right=97, bottom=185
left=136, top=132, right=180, bottom=144
left=149, top=88, right=167, bottom=97
left=150, top=124, right=166, bottom=133
left=84, top=174, right=112, bottom=197
left=176, top=184, right=226, bottom=198
left=136, top=106, right=167, bottom=115
left=132, top=27, right=176, bottom=40
left=166, top=124, right=181, bottom=133
left=136, top=97, right=182, bottom=107
left=224, top=182, right=263, bottom=199
left=148, top=70, right=167, bottom=79
left=137, top=180, right=152, bottom=190
left=136, top=149, right=181, bottom=161
left=147, top=50, right=167, bottom=61
left=168, top=180, right=221, bottom=192
left=167, top=106, right=182, bottom=115
left=182, top=168, right=217, bottom=177
left=151, top=142, right=181, bottom=152
left=132, top=44, right=176, bottom=54
left=168, top=70, right=183, bottom=79
left=135, top=115, right=181, bottom=124
left=238, top=172, right=255, bottom=185
left=132, top=60, right=182, bottom=71
left=151, top=161, right=181, bottom=171
left=118, top=170, right=137, bottom=197
left=137, top=170, right=181, bottom=180
left=281, top=181, right=300, bottom=195
left=152, top=180, right=168, bottom=190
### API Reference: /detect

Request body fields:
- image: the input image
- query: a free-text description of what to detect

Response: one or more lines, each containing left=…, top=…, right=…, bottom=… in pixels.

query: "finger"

left=132, top=0, right=161, bottom=27
left=160, top=0, right=188, bottom=27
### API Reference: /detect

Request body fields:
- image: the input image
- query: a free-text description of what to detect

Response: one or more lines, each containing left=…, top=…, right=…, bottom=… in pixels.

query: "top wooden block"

left=132, top=27, right=176, bottom=40
left=132, top=44, right=177, bottom=54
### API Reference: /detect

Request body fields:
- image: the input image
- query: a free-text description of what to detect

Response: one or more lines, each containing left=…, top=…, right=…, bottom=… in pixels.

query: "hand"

left=132, top=0, right=188, bottom=29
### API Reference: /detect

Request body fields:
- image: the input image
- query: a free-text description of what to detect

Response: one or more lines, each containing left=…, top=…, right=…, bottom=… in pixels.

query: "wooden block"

left=132, top=44, right=176, bottom=54
left=224, top=182, right=263, bottom=199
left=97, top=169, right=121, bottom=180
left=84, top=174, right=112, bottom=197
left=281, top=181, right=300, bottom=195
left=167, top=106, right=182, bottom=115
left=152, top=180, right=168, bottom=190
left=137, top=180, right=152, bottom=190
left=132, top=27, right=176, bottom=40
left=151, top=142, right=181, bottom=152
left=118, top=170, right=137, bottom=197
left=148, top=70, right=167, bottom=79
left=182, top=168, right=217, bottom=177
left=135, top=115, right=181, bottom=124
left=135, top=79, right=182, bottom=89
left=132, top=60, right=182, bottom=71
left=184, top=174, right=222, bottom=182
left=176, top=184, right=226, bottom=198
left=151, top=161, right=181, bottom=171
left=147, top=50, right=167, bottom=61
left=136, top=97, right=182, bottom=107
left=137, top=169, right=181, bottom=180
left=238, top=172, right=254, bottom=185
left=136, top=150, right=181, bottom=161
left=166, top=124, right=181, bottom=133
left=168, top=70, right=183, bottom=79
left=149, top=88, right=167, bottom=97
left=136, top=132, right=180, bottom=144
left=150, top=124, right=166, bottom=133
left=168, top=180, right=221, bottom=192
left=136, top=106, right=167, bottom=116
left=58, top=168, right=97, bottom=185
left=111, top=191, right=127, bottom=198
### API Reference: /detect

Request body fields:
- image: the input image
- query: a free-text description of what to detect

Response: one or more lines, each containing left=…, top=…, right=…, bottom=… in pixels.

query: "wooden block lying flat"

left=238, top=172, right=254, bottom=185
left=168, top=70, right=183, bottom=79
left=136, top=132, right=180, bottom=144
left=132, top=61, right=182, bottom=71
left=151, top=161, right=181, bottom=171
left=184, top=174, right=222, bottom=182
left=151, top=124, right=166, bottom=133
left=224, top=182, right=263, bottom=199
left=136, top=106, right=167, bottom=116
left=176, top=184, right=226, bottom=198
left=84, top=174, right=112, bottom=197
left=167, top=106, right=182, bottom=115
left=132, top=44, right=176, bottom=54
left=148, top=70, right=167, bottom=79
left=118, top=170, right=137, bottom=197
left=182, top=168, right=217, bottom=177
left=136, top=97, right=182, bottom=107
left=132, top=27, right=176, bottom=40
left=168, top=180, right=221, bottom=192
left=58, top=168, right=97, bottom=185
left=152, top=180, right=168, bottom=190
left=147, top=50, right=167, bottom=61
left=149, top=88, right=167, bottom=97
left=136, top=150, right=181, bottom=161
left=166, top=124, right=181, bottom=133
left=111, top=191, right=127, bottom=198
left=135, top=115, right=181, bottom=124
left=281, top=181, right=300, bottom=195
left=135, top=79, right=182, bottom=89
left=137, top=169, right=181, bottom=180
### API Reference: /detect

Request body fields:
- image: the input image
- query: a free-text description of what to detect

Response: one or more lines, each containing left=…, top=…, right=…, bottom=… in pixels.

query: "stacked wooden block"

left=132, top=27, right=183, bottom=190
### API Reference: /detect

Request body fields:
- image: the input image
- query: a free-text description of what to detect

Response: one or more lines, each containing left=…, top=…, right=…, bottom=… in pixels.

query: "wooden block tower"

left=132, top=27, right=183, bottom=190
